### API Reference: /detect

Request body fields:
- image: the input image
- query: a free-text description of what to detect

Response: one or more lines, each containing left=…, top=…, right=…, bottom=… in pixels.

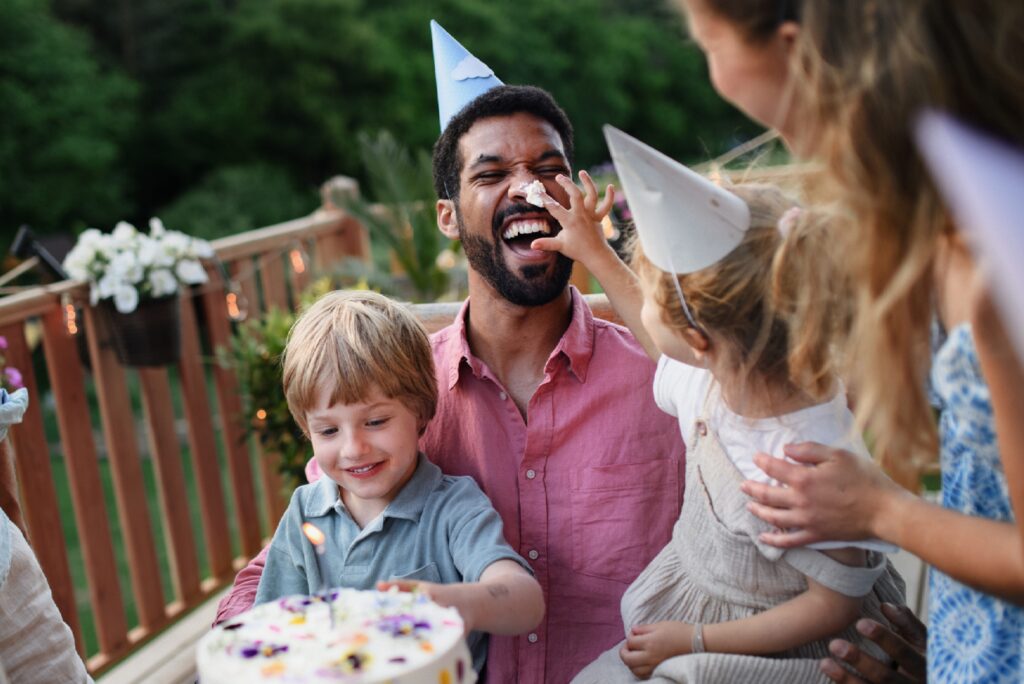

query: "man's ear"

left=437, top=199, right=459, bottom=240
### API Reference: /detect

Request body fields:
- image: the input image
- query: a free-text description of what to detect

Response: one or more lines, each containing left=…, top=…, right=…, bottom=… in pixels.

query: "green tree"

left=0, top=0, right=136, bottom=244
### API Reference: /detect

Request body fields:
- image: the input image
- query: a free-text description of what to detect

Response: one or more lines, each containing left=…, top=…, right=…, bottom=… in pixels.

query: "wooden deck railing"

left=0, top=191, right=369, bottom=676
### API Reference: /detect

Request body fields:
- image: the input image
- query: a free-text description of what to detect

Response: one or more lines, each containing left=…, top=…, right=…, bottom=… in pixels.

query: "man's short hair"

left=282, top=290, right=437, bottom=435
left=432, top=85, right=574, bottom=202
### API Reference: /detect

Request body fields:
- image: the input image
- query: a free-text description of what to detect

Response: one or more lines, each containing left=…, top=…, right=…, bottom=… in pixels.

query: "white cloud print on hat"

left=431, top=20, right=503, bottom=132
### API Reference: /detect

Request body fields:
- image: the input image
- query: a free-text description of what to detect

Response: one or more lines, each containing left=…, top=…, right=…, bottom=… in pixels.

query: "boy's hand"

left=376, top=580, right=471, bottom=634
left=530, top=170, right=616, bottom=266
left=619, top=622, right=693, bottom=680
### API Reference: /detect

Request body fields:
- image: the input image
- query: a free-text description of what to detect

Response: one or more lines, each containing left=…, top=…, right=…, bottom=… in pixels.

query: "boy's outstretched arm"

left=378, top=560, right=544, bottom=635
left=530, top=171, right=662, bottom=362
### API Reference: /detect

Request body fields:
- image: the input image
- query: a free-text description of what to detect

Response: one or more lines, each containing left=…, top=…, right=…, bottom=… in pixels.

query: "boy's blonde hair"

left=282, top=290, right=437, bottom=435
left=791, top=0, right=1024, bottom=487
left=632, top=183, right=847, bottom=403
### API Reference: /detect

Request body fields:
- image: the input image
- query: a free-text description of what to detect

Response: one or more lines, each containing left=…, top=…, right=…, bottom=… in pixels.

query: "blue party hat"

left=431, top=20, right=503, bottom=132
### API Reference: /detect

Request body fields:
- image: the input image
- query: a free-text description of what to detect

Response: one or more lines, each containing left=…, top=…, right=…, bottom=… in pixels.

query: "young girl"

left=530, top=128, right=904, bottom=683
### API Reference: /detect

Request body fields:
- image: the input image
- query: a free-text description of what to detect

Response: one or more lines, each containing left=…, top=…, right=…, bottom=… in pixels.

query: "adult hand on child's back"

left=739, top=443, right=907, bottom=547
left=619, top=621, right=692, bottom=680
left=820, top=603, right=927, bottom=683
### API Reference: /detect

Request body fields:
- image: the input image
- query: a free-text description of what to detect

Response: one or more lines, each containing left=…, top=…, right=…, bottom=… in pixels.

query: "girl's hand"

left=530, top=170, right=616, bottom=266
left=740, top=443, right=906, bottom=547
left=619, top=622, right=692, bottom=680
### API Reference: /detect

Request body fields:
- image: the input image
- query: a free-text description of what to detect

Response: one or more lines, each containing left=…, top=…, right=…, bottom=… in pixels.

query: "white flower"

left=113, top=284, right=140, bottom=313
left=189, top=238, right=214, bottom=259
left=112, top=221, right=137, bottom=242
left=67, top=219, right=213, bottom=310
left=148, top=269, right=178, bottom=298
left=109, top=251, right=144, bottom=285
left=175, top=259, right=207, bottom=285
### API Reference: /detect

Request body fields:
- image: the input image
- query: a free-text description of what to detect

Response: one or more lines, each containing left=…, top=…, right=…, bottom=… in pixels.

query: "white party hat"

left=915, top=111, right=1024, bottom=364
left=431, top=20, right=503, bottom=132
left=603, top=125, right=750, bottom=274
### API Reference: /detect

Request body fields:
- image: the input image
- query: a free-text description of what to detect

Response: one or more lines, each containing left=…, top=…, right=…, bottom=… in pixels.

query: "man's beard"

left=457, top=205, right=573, bottom=307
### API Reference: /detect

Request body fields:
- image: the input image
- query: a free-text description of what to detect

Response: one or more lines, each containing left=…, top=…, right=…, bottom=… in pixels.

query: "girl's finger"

left=555, top=174, right=584, bottom=205
left=579, top=170, right=599, bottom=210
left=530, top=237, right=562, bottom=252
left=540, top=193, right=569, bottom=217
left=595, top=184, right=616, bottom=219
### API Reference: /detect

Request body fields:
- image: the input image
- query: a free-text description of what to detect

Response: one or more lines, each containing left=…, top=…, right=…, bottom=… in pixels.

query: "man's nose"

left=507, top=171, right=540, bottom=202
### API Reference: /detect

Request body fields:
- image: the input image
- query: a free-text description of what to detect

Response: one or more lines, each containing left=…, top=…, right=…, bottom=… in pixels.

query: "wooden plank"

left=260, top=252, right=289, bottom=312
left=313, top=232, right=342, bottom=273
left=0, top=440, right=25, bottom=537
left=229, top=260, right=260, bottom=321
left=40, top=306, right=129, bottom=658
left=337, top=215, right=371, bottom=262
left=570, top=262, right=592, bottom=294
left=175, top=296, right=232, bottom=580
left=257, top=443, right=287, bottom=530
left=0, top=321, right=84, bottom=653
left=408, top=294, right=619, bottom=335
left=81, top=306, right=167, bottom=632
left=287, top=243, right=311, bottom=299
left=200, top=276, right=262, bottom=557
left=137, top=369, right=202, bottom=604
left=0, top=281, right=83, bottom=327
left=210, top=211, right=344, bottom=261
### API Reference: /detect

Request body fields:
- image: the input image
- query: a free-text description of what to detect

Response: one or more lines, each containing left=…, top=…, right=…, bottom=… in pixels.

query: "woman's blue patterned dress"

left=928, top=323, right=1024, bottom=682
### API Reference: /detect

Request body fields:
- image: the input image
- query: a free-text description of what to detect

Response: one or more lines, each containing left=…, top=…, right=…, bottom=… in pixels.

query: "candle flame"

left=302, top=522, right=325, bottom=547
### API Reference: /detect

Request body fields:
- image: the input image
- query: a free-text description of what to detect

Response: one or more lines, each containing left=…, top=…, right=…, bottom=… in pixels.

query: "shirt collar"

left=438, top=286, right=595, bottom=391
left=304, top=453, right=442, bottom=521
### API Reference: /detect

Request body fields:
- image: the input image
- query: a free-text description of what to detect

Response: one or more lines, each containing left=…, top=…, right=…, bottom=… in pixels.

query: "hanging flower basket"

left=99, top=294, right=182, bottom=367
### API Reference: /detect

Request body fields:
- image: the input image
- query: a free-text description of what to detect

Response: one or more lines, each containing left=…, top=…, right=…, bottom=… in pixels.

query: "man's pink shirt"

left=214, top=289, right=685, bottom=683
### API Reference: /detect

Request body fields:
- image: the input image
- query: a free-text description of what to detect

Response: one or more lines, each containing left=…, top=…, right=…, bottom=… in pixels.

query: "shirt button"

left=696, top=420, right=708, bottom=436
left=499, top=391, right=508, bottom=401
left=525, top=469, right=536, bottom=480
left=527, top=633, right=539, bottom=643
left=528, top=549, right=539, bottom=560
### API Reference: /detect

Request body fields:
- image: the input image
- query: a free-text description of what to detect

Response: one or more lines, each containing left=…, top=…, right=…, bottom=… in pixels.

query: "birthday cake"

left=197, top=588, right=476, bottom=683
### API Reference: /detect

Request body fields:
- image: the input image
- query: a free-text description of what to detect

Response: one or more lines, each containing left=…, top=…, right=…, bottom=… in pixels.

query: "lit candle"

left=301, top=522, right=334, bottom=629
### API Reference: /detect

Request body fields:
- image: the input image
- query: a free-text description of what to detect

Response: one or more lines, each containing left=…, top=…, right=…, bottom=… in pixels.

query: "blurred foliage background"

left=1, top=0, right=760, bottom=256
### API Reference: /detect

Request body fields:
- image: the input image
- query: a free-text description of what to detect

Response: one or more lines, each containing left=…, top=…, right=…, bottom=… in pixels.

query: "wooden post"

left=81, top=306, right=167, bottom=633
left=176, top=295, right=233, bottom=580
left=40, top=307, right=129, bottom=659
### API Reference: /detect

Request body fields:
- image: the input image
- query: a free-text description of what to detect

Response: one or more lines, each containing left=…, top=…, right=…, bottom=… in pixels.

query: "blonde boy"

left=255, top=290, right=543, bottom=673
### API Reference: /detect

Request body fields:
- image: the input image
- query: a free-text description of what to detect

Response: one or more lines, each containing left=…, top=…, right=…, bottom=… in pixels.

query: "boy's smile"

left=306, top=384, right=422, bottom=527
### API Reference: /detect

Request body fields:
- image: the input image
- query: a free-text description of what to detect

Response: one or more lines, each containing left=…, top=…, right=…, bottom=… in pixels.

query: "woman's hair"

left=790, top=0, right=1024, bottom=486
left=683, top=0, right=800, bottom=43
left=632, top=183, right=847, bottom=402
left=282, top=290, right=437, bottom=436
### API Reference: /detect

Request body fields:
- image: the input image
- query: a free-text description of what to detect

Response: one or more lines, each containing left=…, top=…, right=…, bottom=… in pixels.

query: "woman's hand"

left=740, top=443, right=907, bottom=547
left=530, top=170, right=615, bottom=266
left=619, top=622, right=693, bottom=680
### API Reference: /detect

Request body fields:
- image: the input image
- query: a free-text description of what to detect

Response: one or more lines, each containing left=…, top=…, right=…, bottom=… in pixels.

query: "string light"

left=289, top=248, right=307, bottom=274
left=225, top=281, right=249, bottom=322
left=63, top=300, right=79, bottom=336
left=255, top=408, right=267, bottom=421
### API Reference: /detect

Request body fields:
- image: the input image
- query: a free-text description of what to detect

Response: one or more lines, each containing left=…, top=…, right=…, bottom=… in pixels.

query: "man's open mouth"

left=500, top=216, right=558, bottom=254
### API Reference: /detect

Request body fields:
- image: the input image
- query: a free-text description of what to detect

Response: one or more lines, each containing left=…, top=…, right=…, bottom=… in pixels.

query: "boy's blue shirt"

left=255, top=453, right=530, bottom=673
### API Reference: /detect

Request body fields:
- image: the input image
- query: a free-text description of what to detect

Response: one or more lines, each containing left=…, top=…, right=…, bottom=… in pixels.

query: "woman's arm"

left=742, top=444, right=1024, bottom=604
left=620, top=564, right=863, bottom=679
left=378, top=559, right=544, bottom=635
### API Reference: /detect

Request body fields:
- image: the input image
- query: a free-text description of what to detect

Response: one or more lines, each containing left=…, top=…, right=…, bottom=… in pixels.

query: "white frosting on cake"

left=198, top=588, right=476, bottom=683
left=521, top=180, right=546, bottom=207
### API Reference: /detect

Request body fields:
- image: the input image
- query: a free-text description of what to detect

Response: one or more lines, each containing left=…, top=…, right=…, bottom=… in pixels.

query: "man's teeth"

left=349, top=464, right=376, bottom=474
left=502, top=220, right=551, bottom=240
